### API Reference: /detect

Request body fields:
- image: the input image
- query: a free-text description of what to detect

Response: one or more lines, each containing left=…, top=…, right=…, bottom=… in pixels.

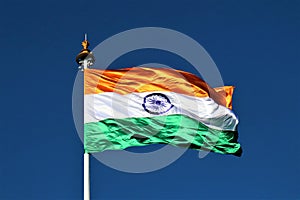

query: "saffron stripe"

left=84, top=68, right=234, bottom=109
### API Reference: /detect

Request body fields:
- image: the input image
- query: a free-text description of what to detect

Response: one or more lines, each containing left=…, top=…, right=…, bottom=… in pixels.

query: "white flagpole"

left=84, top=152, right=90, bottom=200
left=76, top=34, right=95, bottom=200
left=83, top=59, right=90, bottom=200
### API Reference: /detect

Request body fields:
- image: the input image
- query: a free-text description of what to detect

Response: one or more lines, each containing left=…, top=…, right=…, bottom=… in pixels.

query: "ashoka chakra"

left=142, top=93, right=174, bottom=115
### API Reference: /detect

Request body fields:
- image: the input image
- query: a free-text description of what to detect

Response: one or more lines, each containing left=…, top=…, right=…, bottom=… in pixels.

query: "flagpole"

left=83, top=57, right=90, bottom=200
left=76, top=34, right=95, bottom=200
left=84, top=151, right=90, bottom=200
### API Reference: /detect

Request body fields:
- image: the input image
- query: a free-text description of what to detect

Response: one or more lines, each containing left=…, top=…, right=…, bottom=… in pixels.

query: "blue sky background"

left=0, top=0, right=299, bottom=199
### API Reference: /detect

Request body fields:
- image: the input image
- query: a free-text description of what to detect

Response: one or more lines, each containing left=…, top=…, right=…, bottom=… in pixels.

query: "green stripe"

left=84, top=114, right=242, bottom=156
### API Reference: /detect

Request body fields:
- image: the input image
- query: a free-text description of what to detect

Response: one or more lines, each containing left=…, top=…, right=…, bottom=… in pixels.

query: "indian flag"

left=84, top=67, right=242, bottom=156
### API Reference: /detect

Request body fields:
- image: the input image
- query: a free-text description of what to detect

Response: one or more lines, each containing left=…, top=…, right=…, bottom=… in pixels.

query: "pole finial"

left=76, top=34, right=90, bottom=64
left=81, top=33, right=89, bottom=50
left=75, top=33, right=95, bottom=69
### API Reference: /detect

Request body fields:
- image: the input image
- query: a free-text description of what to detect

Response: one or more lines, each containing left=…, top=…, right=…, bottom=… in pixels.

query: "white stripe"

left=84, top=92, right=238, bottom=131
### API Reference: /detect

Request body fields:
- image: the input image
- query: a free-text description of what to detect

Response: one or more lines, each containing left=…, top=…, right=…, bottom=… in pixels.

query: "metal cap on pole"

left=76, top=33, right=95, bottom=71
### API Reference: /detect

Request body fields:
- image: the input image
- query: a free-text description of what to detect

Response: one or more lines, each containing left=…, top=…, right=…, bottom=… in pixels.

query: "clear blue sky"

left=0, top=0, right=299, bottom=199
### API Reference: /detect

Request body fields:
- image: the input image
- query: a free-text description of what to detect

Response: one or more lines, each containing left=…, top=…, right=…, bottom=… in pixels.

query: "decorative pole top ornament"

left=76, top=34, right=95, bottom=70
left=81, top=33, right=89, bottom=50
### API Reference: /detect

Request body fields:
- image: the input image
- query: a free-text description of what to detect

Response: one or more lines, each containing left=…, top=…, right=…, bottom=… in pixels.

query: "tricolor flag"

left=84, top=67, right=242, bottom=156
